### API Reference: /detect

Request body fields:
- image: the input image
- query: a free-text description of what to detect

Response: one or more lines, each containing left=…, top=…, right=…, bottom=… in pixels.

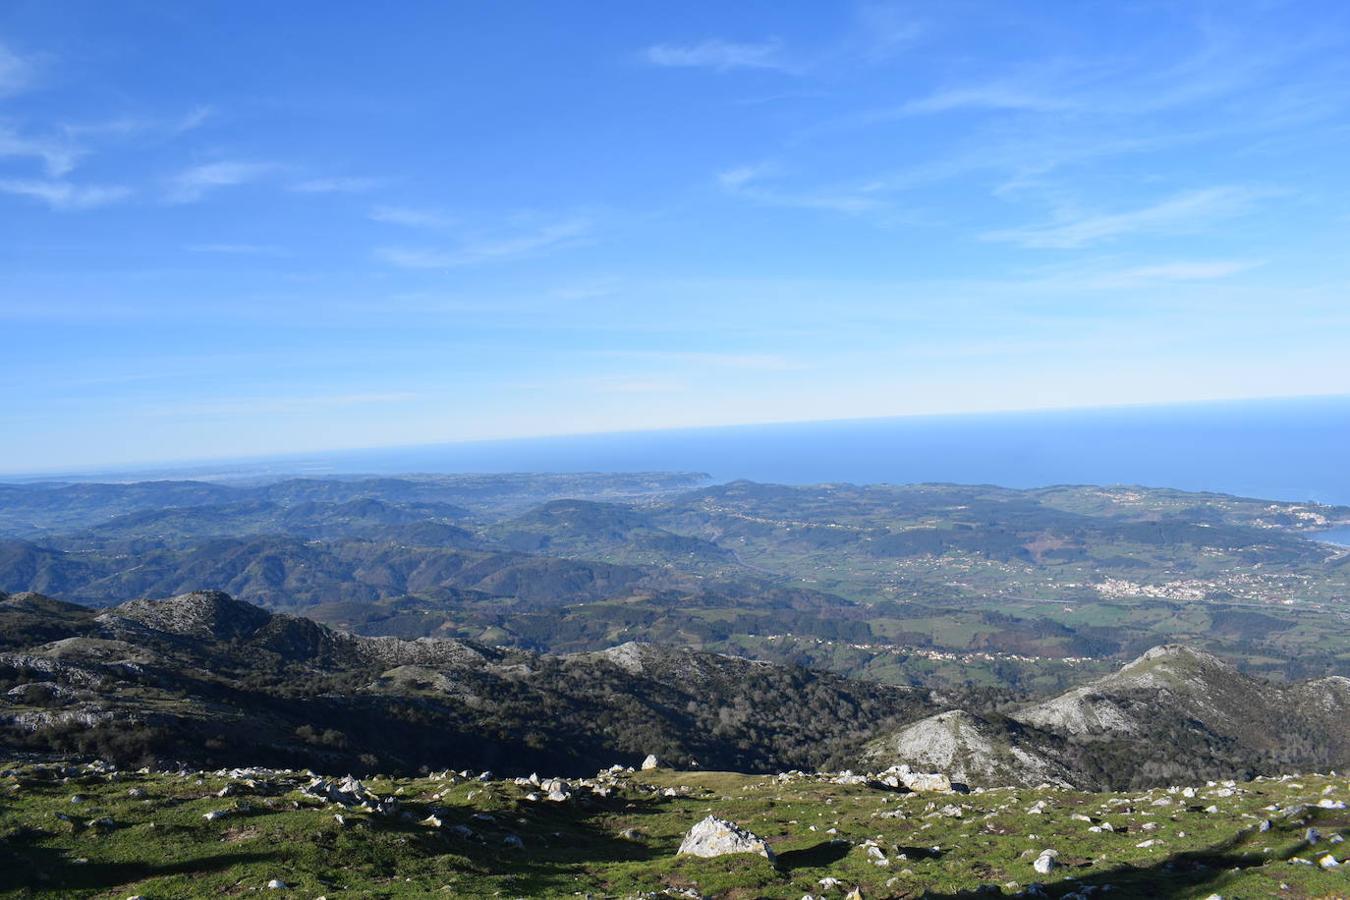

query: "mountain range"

left=3, top=589, right=1347, bottom=790
left=1, top=474, right=1347, bottom=696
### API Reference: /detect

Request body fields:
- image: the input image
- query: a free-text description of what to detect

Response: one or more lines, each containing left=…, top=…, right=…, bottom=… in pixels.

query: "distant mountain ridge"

left=2, top=474, right=1348, bottom=691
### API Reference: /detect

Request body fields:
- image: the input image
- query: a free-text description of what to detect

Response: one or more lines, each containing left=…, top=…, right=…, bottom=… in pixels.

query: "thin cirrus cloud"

left=604, top=350, right=802, bottom=371
left=289, top=176, right=383, bottom=193
left=983, top=186, right=1268, bottom=249
left=0, top=126, right=83, bottom=177
left=60, top=105, right=215, bottom=142
left=1028, top=259, right=1264, bottom=292
left=718, top=164, right=883, bottom=213
left=901, top=83, right=1077, bottom=115
left=0, top=178, right=130, bottom=210
left=1099, top=260, right=1261, bottom=284
left=2, top=105, right=211, bottom=181
left=644, top=38, right=792, bottom=72
left=369, top=205, right=456, bottom=228
left=164, top=160, right=277, bottom=203
left=0, top=40, right=35, bottom=97
left=185, top=243, right=288, bottom=256
left=145, top=391, right=421, bottom=418
left=375, top=217, right=592, bottom=269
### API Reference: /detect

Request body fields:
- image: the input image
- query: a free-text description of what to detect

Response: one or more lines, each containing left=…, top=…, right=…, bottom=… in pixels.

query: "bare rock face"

left=641, top=754, right=660, bottom=770
left=1014, top=644, right=1242, bottom=737
left=101, top=591, right=271, bottom=641
left=863, top=710, right=1077, bottom=788
left=677, top=815, right=774, bottom=861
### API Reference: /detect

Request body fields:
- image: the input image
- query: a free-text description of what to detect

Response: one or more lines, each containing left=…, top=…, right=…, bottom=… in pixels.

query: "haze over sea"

left=32, top=395, right=1350, bottom=507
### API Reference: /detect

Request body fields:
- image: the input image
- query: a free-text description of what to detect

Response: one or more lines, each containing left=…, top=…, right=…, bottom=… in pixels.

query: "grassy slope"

left=1, top=762, right=1346, bottom=898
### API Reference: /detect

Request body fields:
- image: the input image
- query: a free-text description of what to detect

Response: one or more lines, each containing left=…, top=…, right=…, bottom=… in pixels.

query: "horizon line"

left=3, top=389, right=1348, bottom=482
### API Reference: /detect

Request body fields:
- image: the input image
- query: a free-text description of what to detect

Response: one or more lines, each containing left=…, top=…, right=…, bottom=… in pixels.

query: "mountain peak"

left=1109, top=643, right=1236, bottom=688
left=102, top=590, right=273, bottom=641
left=1015, top=643, right=1265, bottom=743
left=862, top=709, right=1077, bottom=788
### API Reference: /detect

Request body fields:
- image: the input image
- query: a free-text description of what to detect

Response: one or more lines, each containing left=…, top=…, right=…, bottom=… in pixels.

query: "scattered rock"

left=901, top=770, right=953, bottom=794
left=677, top=816, right=774, bottom=861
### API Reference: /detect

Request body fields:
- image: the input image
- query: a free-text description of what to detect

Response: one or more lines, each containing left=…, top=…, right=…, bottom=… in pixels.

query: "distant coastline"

left=5, top=394, right=1350, bottom=506
left=1311, top=526, right=1350, bottom=547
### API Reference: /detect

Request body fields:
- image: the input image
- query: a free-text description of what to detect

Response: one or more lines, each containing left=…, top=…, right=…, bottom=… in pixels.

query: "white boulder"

left=677, top=815, right=775, bottom=861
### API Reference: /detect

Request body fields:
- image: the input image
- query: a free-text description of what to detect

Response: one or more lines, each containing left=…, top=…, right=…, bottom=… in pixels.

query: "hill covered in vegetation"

left=0, top=474, right=1346, bottom=696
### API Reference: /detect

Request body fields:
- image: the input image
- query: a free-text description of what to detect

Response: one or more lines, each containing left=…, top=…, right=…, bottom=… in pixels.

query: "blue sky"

left=2, top=1, right=1349, bottom=472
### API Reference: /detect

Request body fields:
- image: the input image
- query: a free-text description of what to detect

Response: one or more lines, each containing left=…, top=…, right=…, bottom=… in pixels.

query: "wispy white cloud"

left=175, top=105, right=213, bottom=133
left=290, top=176, right=383, bottom=193
left=846, top=3, right=924, bottom=63
left=164, top=160, right=277, bottom=203
left=185, top=243, right=287, bottom=256
left=0, top=178, right=131, bottom=210
left=373, top=247, right=458, bottom=270
left=1023, top=258, right=1265, bottom=291
left=57, top=105, right=213, bottom=144
left=0, top=105, right=213, bottom=188
left=590, top=376, right=687, bottom=394
left=369, top=205, right=455, bottom=228
left=146, top=391, right=420, bottom=418
left=718, top=164, right=883, bottom=213
left=1, top=104, right=209, bottom=180
left=983, top=186, right=1269, bottom=249
left=645, top=39, right=791, bottom=73
left=0, top=126, right=82, bottom=177
left=1097, top=260, right=1261, bottom=284
left=902, top=84, right=1075, bottom=115
left=605, top=350, right=802, bottom=371
left=646, top=7, right=921, bottom=77
left=0, top=41, right=35, bottom=97
left=376, top=216, right=592, bottom=269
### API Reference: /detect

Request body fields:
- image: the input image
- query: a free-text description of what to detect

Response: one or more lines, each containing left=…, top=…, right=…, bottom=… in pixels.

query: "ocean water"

left=292, top=394, right=1350, bottom=506
left=1313, top=527, right=1350, bottom=547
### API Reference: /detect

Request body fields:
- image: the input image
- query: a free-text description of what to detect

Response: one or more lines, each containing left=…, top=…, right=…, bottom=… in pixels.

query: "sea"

left=1312, top=527, right=1350, bottom=547
left=21, top=395, right=1350, bottom=507
left=120, top=394, right=1350, bottom=507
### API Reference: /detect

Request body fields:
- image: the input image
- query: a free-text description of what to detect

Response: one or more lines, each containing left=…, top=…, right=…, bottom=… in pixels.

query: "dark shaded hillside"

left=4, top=590, right=1347, bottom=791
left=46, top=498, right=478, bottom=549
left=491, top=498, right=734, bottom=565
left=0, top=590, right=931, bottom=776
left=0, top=537, right=658, bottom=609
left=0, top=473, right=707, bottom=538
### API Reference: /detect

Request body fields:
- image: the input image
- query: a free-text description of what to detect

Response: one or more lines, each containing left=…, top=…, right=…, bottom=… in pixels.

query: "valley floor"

left=0, top=761, right=1346, bottom=898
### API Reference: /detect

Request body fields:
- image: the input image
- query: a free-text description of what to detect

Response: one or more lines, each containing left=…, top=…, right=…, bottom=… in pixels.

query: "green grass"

left=2, top=761, right=1346, bottom=898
